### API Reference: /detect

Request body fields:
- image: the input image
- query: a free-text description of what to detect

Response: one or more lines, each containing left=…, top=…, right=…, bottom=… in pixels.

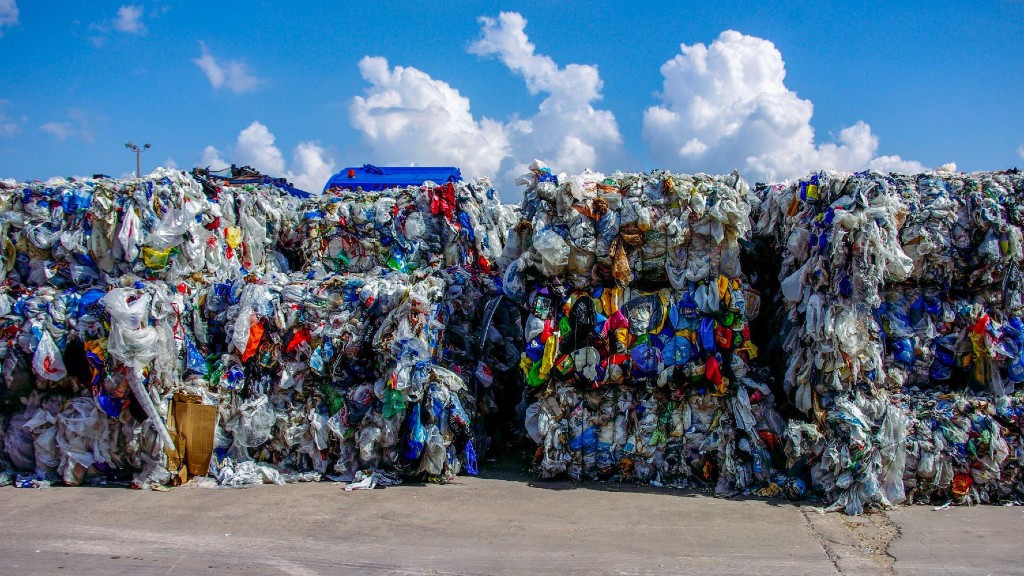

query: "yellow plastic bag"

left=538, top=333, right=559, bottom=381
left=225, top=226, right=242, bottom=249
left=143, top=246, right=175, bottom=270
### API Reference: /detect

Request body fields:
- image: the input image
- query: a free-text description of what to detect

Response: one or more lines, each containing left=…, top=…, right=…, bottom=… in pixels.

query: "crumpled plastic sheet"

left=297, top=178, right=517, bottom=275
left=511, top=162, right=789, bottom=495
left=758, top=168, right=1024, bottom=513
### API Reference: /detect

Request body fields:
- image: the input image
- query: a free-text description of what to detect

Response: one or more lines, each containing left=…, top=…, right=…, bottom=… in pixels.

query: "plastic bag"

left=532, top=229, right=570, bottom=277
left=117, top=205, right=143, bottom=262
left=404, top=404, right=426, bottom=461
left=32, top=332, right=67, bottom=381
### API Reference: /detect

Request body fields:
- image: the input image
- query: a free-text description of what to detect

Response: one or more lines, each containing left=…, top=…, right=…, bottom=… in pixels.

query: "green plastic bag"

left=382, top=387, right=406, bottom=419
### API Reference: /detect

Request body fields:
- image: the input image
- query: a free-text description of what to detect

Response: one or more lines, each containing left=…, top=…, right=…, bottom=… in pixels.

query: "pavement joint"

left=800, top=507, right=844, bottom=575
left=873, top=512, right=901, bottom=576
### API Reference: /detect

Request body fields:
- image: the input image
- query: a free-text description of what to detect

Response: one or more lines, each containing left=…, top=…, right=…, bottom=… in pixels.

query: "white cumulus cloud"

left=40, top=110, right=94, bottom=143
left=286, top=141, right=336, bottom=194
left=113, top=5, right=146, bottom=35
left=643, top=30, right=922, bottom=181
left=200, top=145, right=228, bottom=170
left=1018, top=144, right=1024, bottom=161
left=469, top=12, right=623, bottom=177
left=235, top=121, right=285, bottom=174
left=0, top=99, right=25, bottom=137
left=0, top=0, right=18, bottom=37
left=348, top=12, right=624, bottom=184
left=203, top=121, right=337, bottom=193
left=349, top=56, right=510, bottom=179
left=193, top=42, right=262, bottom=93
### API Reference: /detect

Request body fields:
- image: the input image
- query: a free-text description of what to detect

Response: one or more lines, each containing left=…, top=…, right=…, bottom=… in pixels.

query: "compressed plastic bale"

left=510, top=166, right=780, bottom=494
left=298, top=179, right=512, bottom=275
left=757, top=168, right=1024, bottom=512
left=0, top=170, right=304, bottom=286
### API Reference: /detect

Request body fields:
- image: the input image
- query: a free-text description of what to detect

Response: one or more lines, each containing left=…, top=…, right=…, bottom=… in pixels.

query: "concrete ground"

left=0, top=464, right=1021, bottom=576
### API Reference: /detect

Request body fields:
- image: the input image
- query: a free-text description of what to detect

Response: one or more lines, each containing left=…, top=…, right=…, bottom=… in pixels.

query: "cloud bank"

left=349, top=12, right=623, bottom=182
left=642, top=30, right=923, bottom=181
left=199, top=16, right=928, bottom=191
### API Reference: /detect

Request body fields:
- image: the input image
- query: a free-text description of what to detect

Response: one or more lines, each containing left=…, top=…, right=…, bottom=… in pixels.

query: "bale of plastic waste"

left=511, top=162, right=787, bottom=495
left=0, top=168, right=515, bottom=488
left=297, top=178, right=516, bottom=275
left=0, top=269, right=502, bottom=487
left=0, top=169, right=301, bottom=287
left=758, top=168, right=1024, bottom=513
left=207, top=268, right=494, bottom=483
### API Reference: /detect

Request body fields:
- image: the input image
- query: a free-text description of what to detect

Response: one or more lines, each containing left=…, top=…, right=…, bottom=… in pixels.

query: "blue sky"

left=0, top=1, right=1021, bottom=194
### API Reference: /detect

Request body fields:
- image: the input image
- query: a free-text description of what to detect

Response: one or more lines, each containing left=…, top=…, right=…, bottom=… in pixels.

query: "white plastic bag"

left=532, top=229, right=570, bottom=277
left=117, top=204, right=143, bottom=262
left=32, top=332, right=66, bottom=381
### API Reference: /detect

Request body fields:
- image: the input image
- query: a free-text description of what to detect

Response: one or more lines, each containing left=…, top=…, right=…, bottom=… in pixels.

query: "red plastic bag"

left=241, top=321, right=265, bottom=362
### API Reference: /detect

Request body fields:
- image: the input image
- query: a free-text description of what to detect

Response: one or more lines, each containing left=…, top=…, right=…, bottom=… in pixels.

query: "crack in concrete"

left=801, top=508, right=844, bottom=575
left=842, top=512, right=901, bottom=576
left=801, top=507, right=904, bottom=576
left=876, top=513, right=902, bottom=576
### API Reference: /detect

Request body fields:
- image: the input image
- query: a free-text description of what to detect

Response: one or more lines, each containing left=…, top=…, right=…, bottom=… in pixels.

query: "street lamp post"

left=124, top=142, right=151, bottom=178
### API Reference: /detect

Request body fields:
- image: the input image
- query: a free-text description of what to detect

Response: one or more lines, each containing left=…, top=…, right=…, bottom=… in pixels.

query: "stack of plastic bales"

left=758, top=169, right=1024, bottom=513
left=0, top=169, right=302, bottom=487
left=288, top=178, right=521, bottom=472
left=507, top=162, right=789, bottom=495
left=0, top=168, right=518, bottom=489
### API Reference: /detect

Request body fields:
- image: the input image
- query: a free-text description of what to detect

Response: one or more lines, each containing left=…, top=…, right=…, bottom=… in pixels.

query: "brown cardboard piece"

left=164, top=391, right=218, bottom=484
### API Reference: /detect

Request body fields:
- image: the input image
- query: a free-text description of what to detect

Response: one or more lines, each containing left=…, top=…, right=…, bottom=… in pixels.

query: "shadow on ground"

left=474, top=449, right=816, bottom=508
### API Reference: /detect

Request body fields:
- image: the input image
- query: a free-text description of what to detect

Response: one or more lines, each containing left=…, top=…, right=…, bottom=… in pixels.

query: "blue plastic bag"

left=404, top=404, right=426, bottom=461
left=185, top=336, right=208, bottom=375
